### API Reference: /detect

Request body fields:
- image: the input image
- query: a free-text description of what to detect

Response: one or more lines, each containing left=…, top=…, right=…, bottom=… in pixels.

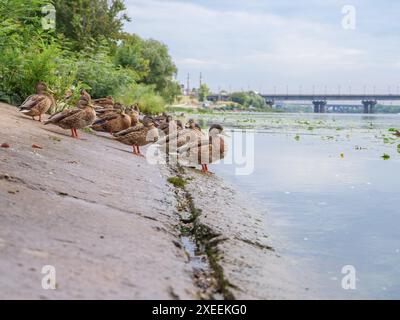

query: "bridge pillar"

left=313, top=100, right=327, bottom=113
left=362, top=100, right=377, bottom=114
left=265, top=100, right=275, bottom=108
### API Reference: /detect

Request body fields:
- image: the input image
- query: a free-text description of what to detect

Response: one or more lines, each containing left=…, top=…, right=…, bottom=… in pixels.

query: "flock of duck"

left=18, top=82, right=228, bottom=173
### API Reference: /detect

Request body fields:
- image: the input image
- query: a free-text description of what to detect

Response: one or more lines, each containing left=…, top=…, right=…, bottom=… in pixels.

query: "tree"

left=198, top=83, right=210, bottom=102
left=230, top=92, right=247, bottom=105
left=159, top=80, right=182, bottom=104
left=230, top=91, right=266, bottom=109
left=114, top=34, right=150, bottom=81
left=139, top=39, right=177, bottom=93
left=53, top=0, right=131, bottom=50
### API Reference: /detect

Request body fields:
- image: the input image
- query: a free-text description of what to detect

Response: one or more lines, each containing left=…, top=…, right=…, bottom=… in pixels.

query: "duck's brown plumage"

left=44, top=105, right=96, bottom=138
left=46, top=106, right=96, bottom=129
left=114, top=117, right=159, bottom=156
left=76, top=90, right=92, bottom=109
left=177, top=124, right=227, bottom=172
left=19, top=82, right=55, bottom=121
left=126, top=104, right=140, bottom=126
left=157, top=126, right=203, bottom=155
left=91, top=112, right=131, bottom=134
left=93, top=96, right=114, bottom=108
left=114, top=123, right=158, bottom=147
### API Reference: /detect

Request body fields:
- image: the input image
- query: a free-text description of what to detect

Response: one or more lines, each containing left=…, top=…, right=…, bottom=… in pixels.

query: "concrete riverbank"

left=0, top=102, right=301, bottom=299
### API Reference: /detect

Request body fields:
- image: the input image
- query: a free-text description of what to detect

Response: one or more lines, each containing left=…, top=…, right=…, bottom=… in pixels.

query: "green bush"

left=0, top=0, right=175, bottom=112
left=116, top=84, right=165, bottom=115
left=76, top=48, right=137, bottom=99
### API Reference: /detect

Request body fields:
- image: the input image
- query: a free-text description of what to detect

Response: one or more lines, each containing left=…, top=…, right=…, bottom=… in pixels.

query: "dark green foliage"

left=230, top=91, right=266, bottom=109
left=198, top=83, right=211, bottom=102
left=53, top=0, right=130, bottom=50
left=114, top=35, right=180, bottom=103
left=0, top=0, right=180, bottom=112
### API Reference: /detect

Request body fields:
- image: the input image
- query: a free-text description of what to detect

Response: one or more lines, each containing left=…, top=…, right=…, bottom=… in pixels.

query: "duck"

left=177, top=124, right=228, bottom=173
left=126, top=103, right=140, bottom=127
left=154, top=112, right=169, bottom=124
left=44, top=103, right=96, bottom=139
left=156, top=119, right=202, bottom=157
left=158, top=116, right=184, bottom=135
left=19, top=82, right=56, bottom=122
left=76, top=89, right=92, bottom=109
left=95, top=102, right=124, bottom=118
left=93, top=96, right=114, bottom=108
left=91, top=110, right=131, bottom=134
left=113, top=116, right=159, bottom=157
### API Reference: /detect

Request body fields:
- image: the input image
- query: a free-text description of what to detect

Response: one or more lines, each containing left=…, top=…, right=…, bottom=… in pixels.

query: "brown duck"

left=113, top=116, right=159, bottom=156
left=126, top=104, right=140, bottom=126
left=19, top=82, right=55, bottom=122
left=177, top=124, right=228, bottom=173
left=93, top=96, right=114, bottom=108
left=76, top=90, right=92, bottom=109
left=44, top=104, right=96, bottom=139
left=91, top=111, right=132, bottom=134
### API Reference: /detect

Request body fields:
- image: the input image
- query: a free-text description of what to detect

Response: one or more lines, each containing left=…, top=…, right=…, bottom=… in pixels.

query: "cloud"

left=124, top=0, right=400, bottom=92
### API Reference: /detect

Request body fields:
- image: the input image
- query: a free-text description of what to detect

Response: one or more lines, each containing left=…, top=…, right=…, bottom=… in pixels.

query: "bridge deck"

left=261, top=94, right=400, bottom=101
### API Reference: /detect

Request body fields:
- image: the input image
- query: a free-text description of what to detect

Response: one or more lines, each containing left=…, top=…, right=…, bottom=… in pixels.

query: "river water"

left=194, top=112, right=400, bottom=299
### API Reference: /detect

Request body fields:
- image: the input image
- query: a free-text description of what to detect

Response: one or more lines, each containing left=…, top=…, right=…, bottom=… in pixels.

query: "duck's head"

left=114, top=102, right=124, bottom=110
left=185, top=118, right=196, bottom=129
left=36, top=82, right=47, bottom=92
left=142, top=116, right=156, bottom=127
left=80, top=89, right=91, bottom=101
left=132, top=103, right=140, bottom=112
left=36, top=82, right=54, bottom=94
left=209, top=124, right=225, bottom=137
left=176, top=120, right=183, bottom=130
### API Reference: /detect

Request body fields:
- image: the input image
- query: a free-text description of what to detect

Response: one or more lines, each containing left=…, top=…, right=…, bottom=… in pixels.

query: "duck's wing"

left=20, top=94, right=45, bottom=110
left=113, top=123, right=144, bottom=137
left=177, top=137, right=210, bottom=154
left=45, top=108, right=81, bottom=124
left=92, top=113, right=119, bottom=125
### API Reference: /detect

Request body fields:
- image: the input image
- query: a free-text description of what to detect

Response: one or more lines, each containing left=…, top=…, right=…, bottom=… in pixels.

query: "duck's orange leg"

left=70, top=129, right=76, bottom=138
left=136, top=146, right=145, bottom=157
left=201, top=164, right=213, bottom=174
left=39, top=114, right=42, bottom=122
left=74, top=128, right=79, bottom=139
left=132, top=145, right=138, bottom=154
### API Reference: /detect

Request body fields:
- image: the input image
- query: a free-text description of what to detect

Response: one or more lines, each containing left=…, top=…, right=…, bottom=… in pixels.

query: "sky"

left=123, top=0, right=400, bottom=94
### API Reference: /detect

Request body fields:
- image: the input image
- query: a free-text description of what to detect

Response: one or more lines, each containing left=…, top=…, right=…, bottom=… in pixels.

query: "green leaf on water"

left=397, top=144, right=400, bottom=154
left=382, top=153, right=390, bottom=160
left=388, top=128, right=398, bottom=132
left=294, top=135, right=300, bottom=141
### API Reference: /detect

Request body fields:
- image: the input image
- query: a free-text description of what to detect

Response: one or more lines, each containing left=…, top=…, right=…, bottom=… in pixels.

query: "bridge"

left=261, top=94, right=400, bottom=113
left=207, top=93, right=400, bottom=113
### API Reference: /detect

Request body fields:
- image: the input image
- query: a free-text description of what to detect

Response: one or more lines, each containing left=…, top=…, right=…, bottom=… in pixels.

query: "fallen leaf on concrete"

left=1, top=143, right=10, bottom=148
left=32, top=144, right=43, bottom=149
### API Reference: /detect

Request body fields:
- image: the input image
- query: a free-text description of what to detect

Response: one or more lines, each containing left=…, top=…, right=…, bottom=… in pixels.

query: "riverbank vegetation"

left=0, top=0, right=180, bottom=113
